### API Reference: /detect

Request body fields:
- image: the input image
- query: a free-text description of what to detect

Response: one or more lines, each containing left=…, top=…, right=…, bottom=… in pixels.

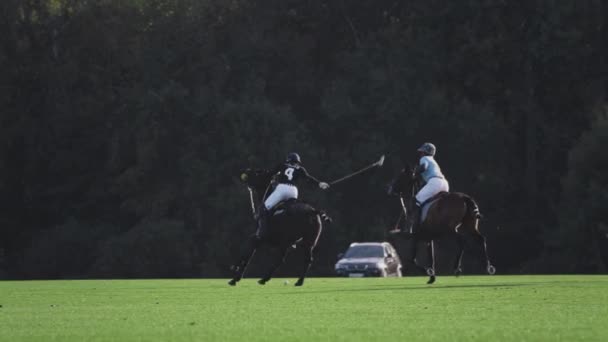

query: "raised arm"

left=301, top=167, right=330, bottom=190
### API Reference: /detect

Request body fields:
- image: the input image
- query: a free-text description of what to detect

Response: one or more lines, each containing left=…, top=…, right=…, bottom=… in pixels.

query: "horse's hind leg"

left=258, top=247, right=289, bottom=285
left=295, top=216, right=323, bottom=287
left=228, top=235, right=259, bottom=286
left=295, top=246, right=314, bottom=287
left=453, top=234, right=465, bottom=276
left=471, top=232, right=496, bottom=275
left=426, top=241, right=436, bottom=284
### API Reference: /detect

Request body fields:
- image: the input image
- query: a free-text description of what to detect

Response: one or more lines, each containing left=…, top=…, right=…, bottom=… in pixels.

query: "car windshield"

left=343, top=245, right=384, bottom=258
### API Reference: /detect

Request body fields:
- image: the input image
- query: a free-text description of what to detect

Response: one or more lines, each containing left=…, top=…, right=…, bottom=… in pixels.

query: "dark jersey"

left=270, top=163, right=321, bottom=186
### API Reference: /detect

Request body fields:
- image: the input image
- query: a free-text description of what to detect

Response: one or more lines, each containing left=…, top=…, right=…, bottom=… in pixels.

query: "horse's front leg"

left=228, top=234, right=259, bottom=286
left=406, top=238, right=427, bottom=274
left=426, top=240, right=436, bottom=284
left=258, top=246, right=290, bottom=285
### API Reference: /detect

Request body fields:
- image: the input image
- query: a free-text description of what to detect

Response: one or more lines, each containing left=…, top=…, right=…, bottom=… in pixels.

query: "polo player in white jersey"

left=406, top=142, right=450, bottom=233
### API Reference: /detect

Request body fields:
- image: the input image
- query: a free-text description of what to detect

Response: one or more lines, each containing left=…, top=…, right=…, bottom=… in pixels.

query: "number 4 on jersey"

left=285, top=168, right=294, bottom=181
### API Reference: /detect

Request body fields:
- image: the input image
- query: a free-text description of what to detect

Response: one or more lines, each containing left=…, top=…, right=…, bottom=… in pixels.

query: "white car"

left=335, top=242, right=403, bottom=277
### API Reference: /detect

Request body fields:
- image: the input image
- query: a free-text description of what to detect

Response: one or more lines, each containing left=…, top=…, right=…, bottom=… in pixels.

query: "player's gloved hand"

left=319, top=182, right=330, bottom=190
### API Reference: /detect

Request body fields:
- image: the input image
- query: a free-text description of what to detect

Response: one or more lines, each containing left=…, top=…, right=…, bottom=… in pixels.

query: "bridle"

left=402, top=169, right=420, bottom=206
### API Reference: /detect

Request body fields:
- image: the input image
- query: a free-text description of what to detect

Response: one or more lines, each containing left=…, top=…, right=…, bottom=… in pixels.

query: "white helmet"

left=417, top=142, right=436, bottom=156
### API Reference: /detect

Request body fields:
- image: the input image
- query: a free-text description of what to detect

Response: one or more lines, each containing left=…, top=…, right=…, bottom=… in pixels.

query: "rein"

left=261, top=181, right=274, bottom=202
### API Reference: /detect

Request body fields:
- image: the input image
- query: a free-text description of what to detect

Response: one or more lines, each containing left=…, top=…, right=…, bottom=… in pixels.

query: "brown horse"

left=389, top=168, right=496, bottom=284
left=228, top=168, right=330, bottom=287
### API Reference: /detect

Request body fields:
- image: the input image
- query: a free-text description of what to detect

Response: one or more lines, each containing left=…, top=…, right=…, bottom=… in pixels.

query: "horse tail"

left=463, top=195, right=483, bottom=220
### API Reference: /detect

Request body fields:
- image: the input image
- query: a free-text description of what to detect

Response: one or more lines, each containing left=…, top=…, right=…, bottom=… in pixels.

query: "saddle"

left=270, top=198, right=300, bottom=216
left=420, top=191, right=449, bottom=223
left=270, top=199, right=330, bottom=221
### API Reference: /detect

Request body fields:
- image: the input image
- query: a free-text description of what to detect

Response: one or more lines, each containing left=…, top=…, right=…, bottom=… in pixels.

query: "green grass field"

left=1, top=275, right=607, bottom=341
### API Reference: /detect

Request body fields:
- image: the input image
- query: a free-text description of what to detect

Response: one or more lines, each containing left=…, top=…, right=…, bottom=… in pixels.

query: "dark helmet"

left=286, top=152, right=301, bottom=164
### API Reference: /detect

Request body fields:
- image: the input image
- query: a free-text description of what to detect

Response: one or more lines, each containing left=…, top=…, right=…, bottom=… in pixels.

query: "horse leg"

left=453, top=234, right=465, bottom=276
left=294, top=214, right=323, bottom=287
left=426, top=240, right=436, bottom=284
left=294, top=246, right=314, bottom=287
left=407, top=238, right=427, bottom=274
left=228, top=235, right=259, bottom=286
left=471, top=232, right=496, bottom=275
left=258, top=247, right=290, bottom=285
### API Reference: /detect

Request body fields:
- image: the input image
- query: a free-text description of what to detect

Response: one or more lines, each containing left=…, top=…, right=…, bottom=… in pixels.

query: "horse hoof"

left=258, top=279, right=267, bottom=285
left=427, top=276, right=436, bottom=284
left=426, top=268, right=435, bottom=277
left=294, top=280, right=304, bottom=287
left=487, top=265, right=496, bottom=275
left=228, top=279, right=237, bottom=286
left=454, top=268, right=463, bottom=277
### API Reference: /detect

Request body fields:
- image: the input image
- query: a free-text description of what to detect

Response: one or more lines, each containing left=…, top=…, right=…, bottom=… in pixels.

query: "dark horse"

left=228, top=168, right=330, bottom=287
left=389, top=168, right=496, bottom=284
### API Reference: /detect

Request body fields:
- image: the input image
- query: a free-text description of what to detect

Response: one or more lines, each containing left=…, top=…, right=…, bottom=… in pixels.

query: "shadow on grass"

left=275, top=282, right=550, bottom=295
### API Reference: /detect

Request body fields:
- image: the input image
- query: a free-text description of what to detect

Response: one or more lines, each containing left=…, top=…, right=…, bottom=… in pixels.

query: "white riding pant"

left=415, top=177, right=449, bottom=205
left=264, top=184, right=298, bottom=210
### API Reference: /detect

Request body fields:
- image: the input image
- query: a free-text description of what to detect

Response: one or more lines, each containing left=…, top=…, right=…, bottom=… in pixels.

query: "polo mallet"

left=399, top=196, right=411, bottom=233
left=247, top=187, right=256, bottom=216
left=240, top=171, right=257, bottom=217
left=389, top=211, right=404, bottom=234
left=329, top=155, right=385, bottom=186
left=388, top=196, right=409, bottom=234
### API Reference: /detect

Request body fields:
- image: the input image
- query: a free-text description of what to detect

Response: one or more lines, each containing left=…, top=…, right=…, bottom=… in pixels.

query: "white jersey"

left=419, top=156, right=445, bottom=183
left=416, top=156, right=449, bottom=205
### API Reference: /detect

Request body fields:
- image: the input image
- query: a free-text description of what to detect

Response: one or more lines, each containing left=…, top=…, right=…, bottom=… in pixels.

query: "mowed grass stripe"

left=0, top=276, right=607, bottom=341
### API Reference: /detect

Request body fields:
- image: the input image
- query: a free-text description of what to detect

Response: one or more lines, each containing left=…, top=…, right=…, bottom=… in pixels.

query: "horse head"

left=388, top=164, right=417, bottom=196
left=239, top=168, right=274, bottom=193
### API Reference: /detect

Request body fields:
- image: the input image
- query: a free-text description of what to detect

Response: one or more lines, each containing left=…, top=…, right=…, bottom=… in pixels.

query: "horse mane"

left=389, top=168, right=418, bottom=195
left=242, top=168, right=275, bottom=192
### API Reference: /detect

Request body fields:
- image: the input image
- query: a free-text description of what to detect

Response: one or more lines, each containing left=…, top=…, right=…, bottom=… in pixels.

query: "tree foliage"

left=550, top=110, right=608, bottom=272
left=1, top=0, right=606, bottom=278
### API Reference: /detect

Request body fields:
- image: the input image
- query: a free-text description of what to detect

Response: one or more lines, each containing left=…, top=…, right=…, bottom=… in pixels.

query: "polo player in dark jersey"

left=255, top=152, right=330, bottom=239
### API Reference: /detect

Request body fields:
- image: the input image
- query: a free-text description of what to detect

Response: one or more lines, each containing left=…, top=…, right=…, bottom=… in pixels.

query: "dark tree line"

left=1, top=0, right=607, bottom=279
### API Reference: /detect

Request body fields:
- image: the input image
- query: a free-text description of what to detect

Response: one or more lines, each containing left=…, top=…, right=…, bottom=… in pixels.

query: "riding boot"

left=405, top=202, right=422, bottom=234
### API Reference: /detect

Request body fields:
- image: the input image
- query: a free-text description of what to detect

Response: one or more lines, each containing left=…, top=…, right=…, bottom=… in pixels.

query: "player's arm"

left=269, top=164, right=283, bottom=175
left=263, top=164, right=284, bottom=183
left=414, top=158, right=428, bottom=179
left=301, top=167, right=330, bottom=190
